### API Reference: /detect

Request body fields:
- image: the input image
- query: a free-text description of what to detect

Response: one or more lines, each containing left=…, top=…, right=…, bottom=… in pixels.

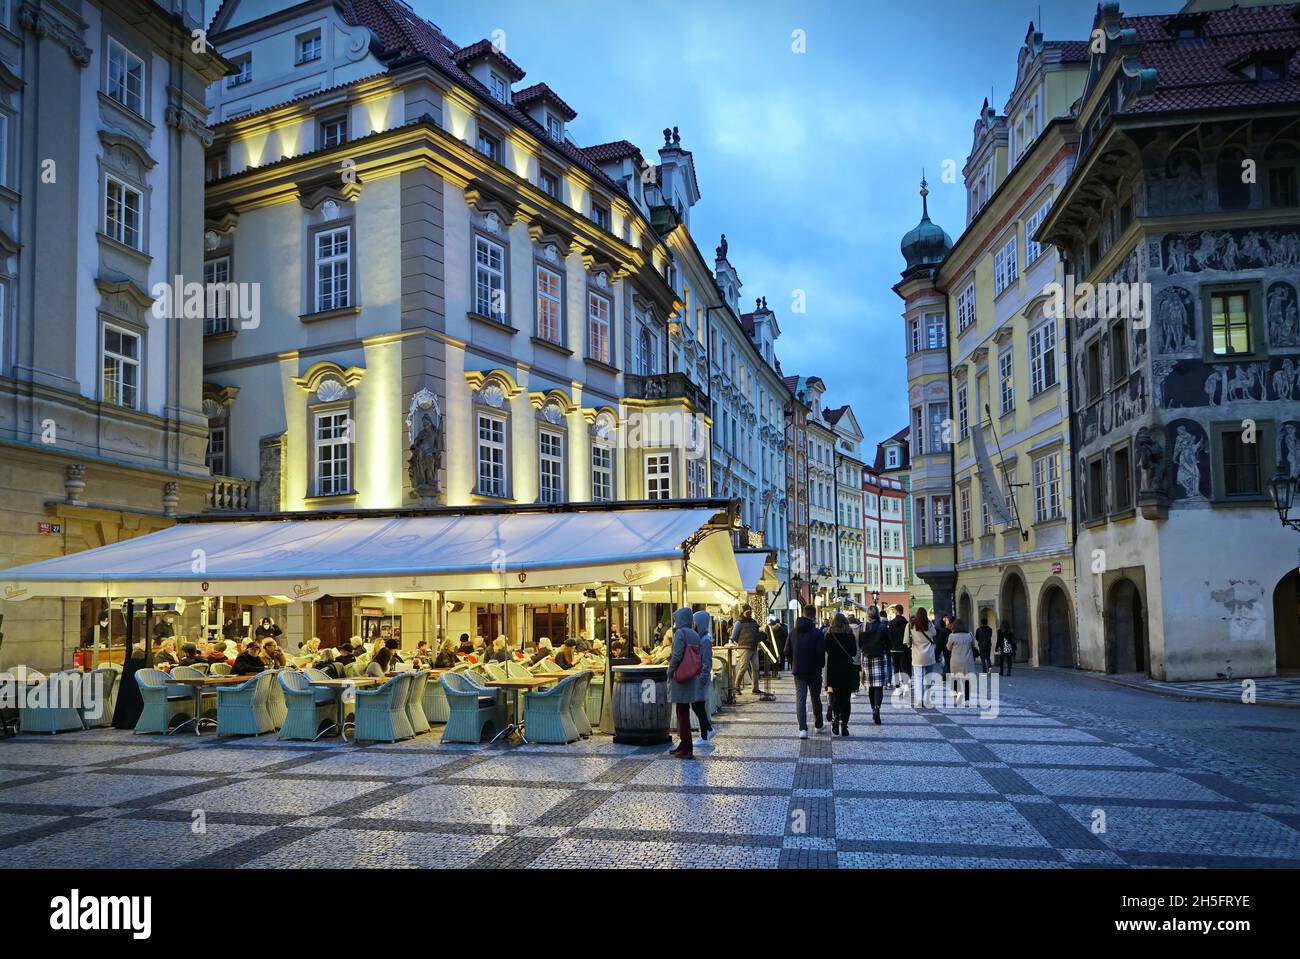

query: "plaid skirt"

left=862, top=654, right=891, bottom=689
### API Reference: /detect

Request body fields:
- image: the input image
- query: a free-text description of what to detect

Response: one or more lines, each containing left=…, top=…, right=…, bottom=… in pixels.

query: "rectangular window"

left=1270, top=167, right=1297, bottom=207
left=315, top=226, right=351, bottom=312
left=932, top=495, right=952, bottom=544
left=203, top=257, right=231, bottom=335
left=206, top=425, right=227, bottom=477
left=959, top=486, right=971, bottom=540
left=535, top=265, right=562, bottom=343
left=476, top=413, right=507, bottom=497
left=488, top=72, right=507, bottom=103
left=477, top=130, right=500, bottom=162
left=927, top=403, right=947, bottom=453
left=228, top=53, right=252, bottom=88
left=296, top=31, right=322, bottom=64
left=539, top=431, right=564, bottom=503
left=998, top=349, right=1014, bottom=414
left=1086, top=337, right=1103, bottom=403
left=104, top=176, right=143, bottom=250
left=101, top=325, right=140, bottom=409
left=914, top=498, right=928, bottom=546
left=1033, top=452, right=1062, bottom=522
left=1023, top=198, right=1052, bottom=264
left=539, top=169, right=560, bottom=199
left=1210, top=291, right=1251, bottom=356
left=1087, top=457, right=1106, bottom=519
left=590, top=201, right=610, bottom=231
left=911, top=406, right=924, bottom=455
left=925, top=313, right=946, bottom=350
left=908, top=318, right=921, bottom=354
left=587, top=292, right=611, bottom=364
left=956, top=284, right=976, bottom=332
left=646, top=453, right=672, bottom=499
left=107, top=38, right=145, bottom=114
left=1110, top=320, right=1129, bottom=383
left=205, top=153, right=227, bottom=183
left=994, top=234, right=1018, bottom=295
left=546, top=114, right=563, bottom=142
left=1028, top=321, right=1057, bottom=395
left=320, top=115, right=348, bottom=149
left=1221, top=429, right=1261, bottom=497
left=591, top=444, right=613, bottom=502
left=1113, top=445, right=1133, bottom=512
left=474, top=236, right=506, bottom=320
left=956, top=384, right=969, bottom=440
left=314, top=411, right=351, bottom=496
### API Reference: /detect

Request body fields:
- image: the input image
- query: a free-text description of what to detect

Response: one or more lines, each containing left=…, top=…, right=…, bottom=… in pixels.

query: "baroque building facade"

left=0, top=0, right=226, bottom=670
left=1039, top=2, right=1300, bottom=680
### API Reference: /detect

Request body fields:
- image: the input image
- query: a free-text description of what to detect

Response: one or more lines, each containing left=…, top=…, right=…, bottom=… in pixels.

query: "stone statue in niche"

left=1274, top=359, right=1298, bottom=402
left=1135, top=427, right=1165, bottom=494
left=1156, top=287, right=1195, bottom=353
left=1171, top=424, right=1206, bottom=500
left=1267, top=283, right=1300, bottom=348
left=405, top=388, right=443, bottom=498
left=1203, top=366, right=1228, bottom=407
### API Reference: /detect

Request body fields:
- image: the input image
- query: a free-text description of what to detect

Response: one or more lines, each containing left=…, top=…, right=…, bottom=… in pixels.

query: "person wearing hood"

left=667, top=608, right=707, bottom=759
left=824, top=613, right=860, bottom=736
left=785, top=604, right=827, bottom=738
left=691, top=609, right=716, bottom=747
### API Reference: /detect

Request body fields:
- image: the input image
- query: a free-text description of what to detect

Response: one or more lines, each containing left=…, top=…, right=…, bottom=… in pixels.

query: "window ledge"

left=584, top=357, right=620, bottom=376
left=1033, top=516, right=1067, bottom=529
left=1083, top=516, right=1108, bottom=529
left=204, top=329, right=237, bottom=343
left=300, top=305, right=361, bottom=324
left=531, top=335, right=572, bottom=356
left=470, top=491, right=514, bottom=505
left=96, top=232, right=152, bottom=265
left=468, top=311, right=517, bottom=334
left=1109, top=507, right=1137, bottom=522
left=1029, top=383, right=1060, bottom=402
left=303, top=492, right=358, bottom=507
left=0, top=184, right=20, bottom=205
left=1212, top=496, right=1271, bottom=507
left=97, top=91, right=155, bottom=135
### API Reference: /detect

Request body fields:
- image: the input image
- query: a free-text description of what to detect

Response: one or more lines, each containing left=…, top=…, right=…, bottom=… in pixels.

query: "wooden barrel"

left=611, top=664, right=671, bottom=745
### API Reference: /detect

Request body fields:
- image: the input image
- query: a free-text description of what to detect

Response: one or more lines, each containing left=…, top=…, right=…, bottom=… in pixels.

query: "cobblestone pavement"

left=1, top=669, right=1298, bottom=868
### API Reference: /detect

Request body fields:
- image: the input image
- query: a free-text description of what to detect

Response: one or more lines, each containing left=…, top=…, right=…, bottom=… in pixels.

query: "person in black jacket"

left=975, top=619, right=993, bottom=673
left=887, top=605, right=909, bottom=686
left=233, top=640, right=267, bottom=675
left=934, top=615, right=952, bottom=677
left=860, top=608, right=891, bottom=724
left=456, top=633, right=474, bottom=654
left=997, top=620, right=1017, bottom=675
left=824, top=613, right=859, bottom=737
left=784, top=605, right=827, bottom=737
left=730, top=606, right=762, bottom=696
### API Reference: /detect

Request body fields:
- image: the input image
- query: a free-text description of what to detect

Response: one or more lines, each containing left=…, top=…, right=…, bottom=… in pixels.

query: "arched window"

left=1216, top=145, right=1250, bottom=210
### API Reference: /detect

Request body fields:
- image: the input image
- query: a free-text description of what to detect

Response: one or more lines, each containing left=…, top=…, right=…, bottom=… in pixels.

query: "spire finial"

left=920, top=171, right=930, bottom=219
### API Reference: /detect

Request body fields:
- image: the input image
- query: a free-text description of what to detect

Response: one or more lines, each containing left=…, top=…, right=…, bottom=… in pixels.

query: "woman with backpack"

left=824, top=613, right=860, bottom=736
left=997, top=619, right=1017, bottom=675
left=667, top=607, right=706, bottom=759
left=860, top=607, right=891, bottom=724
left=909, top=608, right=937, bottom=708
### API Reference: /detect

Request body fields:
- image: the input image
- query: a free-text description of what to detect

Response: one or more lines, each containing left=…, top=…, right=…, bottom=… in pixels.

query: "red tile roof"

left=453, top=39, right=527, bottom=82
left=581, top=140, right=645, bottom=166
left=1046, top=39, right=1091, bottom=64
left=1113, top=4, right=1300, bottom=115
left=513, top=82, right=577, bottom=121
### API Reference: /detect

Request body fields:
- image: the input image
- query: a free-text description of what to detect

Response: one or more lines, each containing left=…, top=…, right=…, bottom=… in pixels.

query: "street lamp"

left=1269, top=472, right=1300, bottom=532
left=871, top=589, right=880, bottom=608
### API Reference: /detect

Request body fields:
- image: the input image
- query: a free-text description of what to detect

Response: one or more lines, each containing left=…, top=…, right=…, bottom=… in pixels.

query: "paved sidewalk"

left=1090, top=672, right=1300, bottom=708
left=0, top=675, right=1297, bottom=868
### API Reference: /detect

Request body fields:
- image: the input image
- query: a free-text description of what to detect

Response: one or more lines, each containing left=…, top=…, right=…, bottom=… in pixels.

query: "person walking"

left=909, top=608, right=936, bottom=707
left=770, top=617, right=789, bottom=674
left=934, top=614, right=952, bottom=678
left=946, top=618, right=977, bottom=705
left=887, top=605, right=909, bottom=687
left=975, top=618, right=993, bottom=673
left=730, top=606, right=762, bottom=697
left=667, top=608, right=706, bottom=759
left=824, top=613, right=859, bottom=736
left=997, top=618, right=1017, bottom=676
left=860, top=607, right=891, bottom=724
left=785, top=604, right=827, bottom=737
left=691, top=609, right=716, bottom=748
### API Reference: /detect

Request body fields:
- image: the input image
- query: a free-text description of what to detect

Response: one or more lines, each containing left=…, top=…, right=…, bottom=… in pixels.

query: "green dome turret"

left=900, top=176, right=952, bottom=274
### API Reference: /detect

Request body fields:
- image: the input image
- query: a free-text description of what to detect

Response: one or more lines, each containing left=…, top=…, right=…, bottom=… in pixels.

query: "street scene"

left=0, top=0, right=1298, bottom=923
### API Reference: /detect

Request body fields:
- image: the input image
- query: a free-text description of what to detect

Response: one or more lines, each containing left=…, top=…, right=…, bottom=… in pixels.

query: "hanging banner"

left=971, top=418, right=1015, bottom=527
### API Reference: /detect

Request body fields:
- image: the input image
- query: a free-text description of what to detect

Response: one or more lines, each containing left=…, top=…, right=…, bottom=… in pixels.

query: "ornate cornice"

left=19, top=3, right=91, bottom=67
left=166, top=104, right=215, bottom=148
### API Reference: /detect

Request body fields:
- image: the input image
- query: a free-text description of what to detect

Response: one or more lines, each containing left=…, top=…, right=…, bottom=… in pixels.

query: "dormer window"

left=1238, top=52, right=1289, bottom=83
left=228, top=53, right=252, bottom=88
left=320, top=115, right=348, bottom=149
left=590, top=200, right=610, bottom=231
left=547, top=114, right=563, bottom=142
left=488, top=72, right=508, bottom=103
left=1174, top=26, right=1204, bottom=46
left=477, top=130, right=501, bottom=163
left=296, top=30, right=322, bottom=65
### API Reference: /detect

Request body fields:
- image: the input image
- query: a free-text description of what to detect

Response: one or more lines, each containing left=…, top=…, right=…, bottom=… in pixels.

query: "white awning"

left=735, top=550, right=778, bottom=594
left=0, top=506, right=741, bottom=600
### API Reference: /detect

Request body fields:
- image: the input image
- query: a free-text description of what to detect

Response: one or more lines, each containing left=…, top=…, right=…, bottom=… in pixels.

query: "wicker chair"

left=567, top=670, right=593, bottom=738
left=404, top=670, right=431, bottom=735
left=80, top=667, right=119, bottom=728
left=536, top=659, right=562, bottom=674
left=422, top=673, right=450, bottom=724
left=209, top=662, right=232, bottom=676
left=521, top=674, right=580, bottom=744
left=353, top=673, right=414, bottom=743
left=586, top=674, right=605, bottom=726
left=191, top=662, right=211, bottom=675
left=481, top=661, right=507, bottom=681
left=439, top=673, right=505, bottom=744
left=265, top=669, right=288, bottom=727
left=134, top=667, right=193, bottom=734
left=277, top=670, right=334, bottom=741
left=712, top=655, right=730, bottom=704
left=0, top=673, right=19, bottom=737
left=19, top=672, right=86, bottom=734
left=215, top=671, right=276, bottom=737
left=505, top=661, right=532, bottom=679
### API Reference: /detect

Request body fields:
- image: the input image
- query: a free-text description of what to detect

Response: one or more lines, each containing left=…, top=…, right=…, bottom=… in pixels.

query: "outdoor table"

left=482, top=676, right=553, bottom=744
left=720, top=643, right=739, bottom=704
left=164, top=675, right=250, bottom=735
left=307, top=677, right=386, bottom=741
